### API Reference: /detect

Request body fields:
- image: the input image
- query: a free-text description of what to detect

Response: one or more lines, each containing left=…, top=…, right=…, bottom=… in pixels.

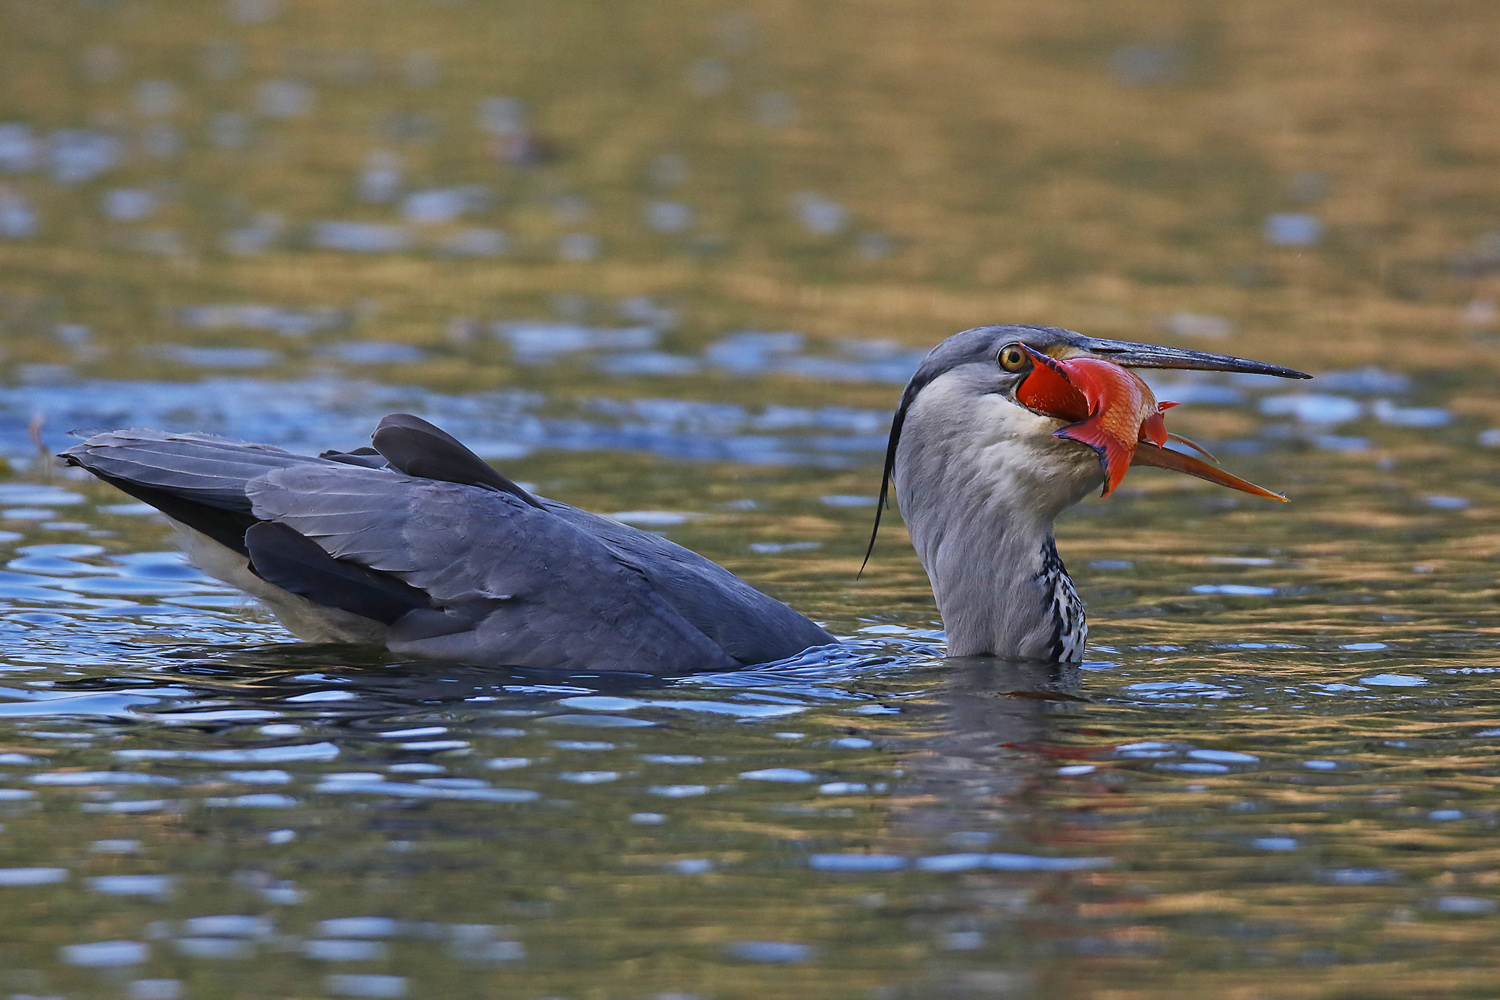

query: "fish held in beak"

left=1012, top=344, right=1285, bottom=502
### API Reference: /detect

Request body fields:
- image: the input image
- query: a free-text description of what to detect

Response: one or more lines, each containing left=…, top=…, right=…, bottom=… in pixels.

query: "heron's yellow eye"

left=997, top=343, right=1031, bottom=373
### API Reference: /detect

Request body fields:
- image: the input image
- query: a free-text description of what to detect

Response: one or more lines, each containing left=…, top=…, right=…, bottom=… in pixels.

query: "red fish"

left=1013, top=344, right=1284, bottom=501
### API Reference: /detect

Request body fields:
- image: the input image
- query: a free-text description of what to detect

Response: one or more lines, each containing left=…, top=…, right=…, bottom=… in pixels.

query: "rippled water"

left=4, top=390, right=1500, bottom=997
left=5, top=0, right=1500, bottom=996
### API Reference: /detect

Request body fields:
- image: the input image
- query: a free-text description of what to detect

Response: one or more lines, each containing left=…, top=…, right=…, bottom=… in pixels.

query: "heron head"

left=863, top=325, right=1309, bottom=566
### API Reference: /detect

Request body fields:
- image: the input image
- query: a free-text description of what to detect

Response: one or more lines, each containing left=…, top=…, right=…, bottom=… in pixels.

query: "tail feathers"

left=62, top=429, right=321, bottom=513
left=64, top=429, right=433, bottom=626
left=61, top=429, right=323, bottom=554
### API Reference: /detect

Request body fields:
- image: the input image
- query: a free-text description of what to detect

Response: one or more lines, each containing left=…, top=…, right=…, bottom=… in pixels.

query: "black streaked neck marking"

left=1037, top=537, right=1086, bottom=662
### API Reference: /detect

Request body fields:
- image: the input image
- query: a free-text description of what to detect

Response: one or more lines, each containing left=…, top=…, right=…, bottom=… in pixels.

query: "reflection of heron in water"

left=882, top=656, right=1120, bottom=996
left=62, top=325, right=1303, bottom=671
left=894, top=656, right=1084, bottom=829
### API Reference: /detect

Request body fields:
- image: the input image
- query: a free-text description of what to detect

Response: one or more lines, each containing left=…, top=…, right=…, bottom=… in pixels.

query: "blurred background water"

left=3, top=1, right=1500, bottom=997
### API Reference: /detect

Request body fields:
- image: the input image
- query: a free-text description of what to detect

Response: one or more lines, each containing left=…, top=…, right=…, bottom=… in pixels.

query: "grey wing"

left=247, top=465, right=740, bottom=673
left=64, top=425, right=834, bottom=671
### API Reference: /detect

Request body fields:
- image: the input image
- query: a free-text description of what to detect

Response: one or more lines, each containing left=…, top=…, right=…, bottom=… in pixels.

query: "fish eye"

left=997, top=343, right=1032, bottom=373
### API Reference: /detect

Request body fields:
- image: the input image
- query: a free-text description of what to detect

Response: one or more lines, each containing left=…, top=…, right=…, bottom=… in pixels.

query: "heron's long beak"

left=1070, top=337, right=1312, bottom=380
left=1014, top=345, right=1286, bottom=501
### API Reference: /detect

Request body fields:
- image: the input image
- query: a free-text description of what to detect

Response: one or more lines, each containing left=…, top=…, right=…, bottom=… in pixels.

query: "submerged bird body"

left=64, top=324, right=1305, bottom=670
left=63, top=419, right=834, bottom=673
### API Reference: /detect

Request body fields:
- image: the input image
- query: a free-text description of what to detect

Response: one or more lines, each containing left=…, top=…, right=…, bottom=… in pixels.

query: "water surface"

left=4, top=401, right=1500, bottom=998
left=3, top=1, right=1500, bottom=997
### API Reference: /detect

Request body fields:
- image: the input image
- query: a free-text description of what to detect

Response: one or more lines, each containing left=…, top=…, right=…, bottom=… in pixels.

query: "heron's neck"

left=893, top=376, right=1096, bottom=661
left=901, top=494, right=1085, bottom=660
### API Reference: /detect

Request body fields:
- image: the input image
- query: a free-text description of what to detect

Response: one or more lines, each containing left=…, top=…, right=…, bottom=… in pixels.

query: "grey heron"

left=61, top=324, right=1306, bottom=671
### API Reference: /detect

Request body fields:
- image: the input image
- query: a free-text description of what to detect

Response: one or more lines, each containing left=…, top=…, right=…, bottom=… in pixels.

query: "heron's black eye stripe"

left=997, top=343, right=1032, bottom=373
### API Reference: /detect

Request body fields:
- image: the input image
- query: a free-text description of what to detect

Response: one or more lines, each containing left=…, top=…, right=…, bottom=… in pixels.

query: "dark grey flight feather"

left=320, top=446, right=387, bottom=469
left=61, top=420, right=835, bottom=673
left=371, top=413, right=543, bottom=507
left=245, top=521, right=432, bottom=625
